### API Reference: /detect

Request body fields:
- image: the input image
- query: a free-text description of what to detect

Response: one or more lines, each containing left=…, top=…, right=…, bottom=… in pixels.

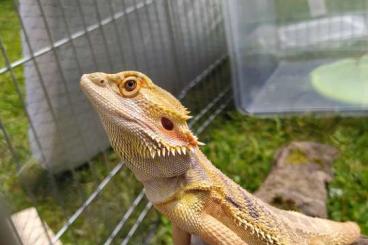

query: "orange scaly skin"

left=80, top=71, right=361, bottom=245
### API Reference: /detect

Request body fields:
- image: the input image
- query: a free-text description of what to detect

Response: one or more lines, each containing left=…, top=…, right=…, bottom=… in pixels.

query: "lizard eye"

left=161, top=117, right=174, bottom=130
left=119, top=77, right=140, bottom=97
left=124, top=79, right=136, bottom=91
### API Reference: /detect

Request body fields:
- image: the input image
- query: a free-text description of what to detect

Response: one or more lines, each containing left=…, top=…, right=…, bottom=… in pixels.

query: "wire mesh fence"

left=0, top=0, right=230, bottom=244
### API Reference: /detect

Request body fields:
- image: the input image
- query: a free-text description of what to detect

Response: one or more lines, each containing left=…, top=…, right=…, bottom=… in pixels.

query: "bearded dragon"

left=80, top=71, right=361, bottom=245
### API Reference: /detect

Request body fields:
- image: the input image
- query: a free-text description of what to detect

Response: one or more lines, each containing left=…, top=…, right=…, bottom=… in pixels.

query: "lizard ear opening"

left=161, top=117, right=174, bottom=131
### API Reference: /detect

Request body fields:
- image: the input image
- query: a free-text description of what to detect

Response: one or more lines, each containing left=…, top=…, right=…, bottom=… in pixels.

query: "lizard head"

left=80, top=71, right=201, bottom=160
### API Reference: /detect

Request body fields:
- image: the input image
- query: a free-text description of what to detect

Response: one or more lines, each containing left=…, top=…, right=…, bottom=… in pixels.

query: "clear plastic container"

left=224, top=0, right=368, bottom=115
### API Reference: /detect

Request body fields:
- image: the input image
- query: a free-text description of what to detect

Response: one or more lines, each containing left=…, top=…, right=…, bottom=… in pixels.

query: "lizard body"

left=80, top=71, right=361, bottom=245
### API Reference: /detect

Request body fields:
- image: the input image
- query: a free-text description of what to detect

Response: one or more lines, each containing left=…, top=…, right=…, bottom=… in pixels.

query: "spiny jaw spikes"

left=139, top=130, right=204, bottom=159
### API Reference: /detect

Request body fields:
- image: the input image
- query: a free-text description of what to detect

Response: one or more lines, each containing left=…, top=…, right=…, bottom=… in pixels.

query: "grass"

left=0, top=0, right=29, bottom=216
left=0, top=0, right=367, bottom=244
left=275, top=0, right=368, bottom=24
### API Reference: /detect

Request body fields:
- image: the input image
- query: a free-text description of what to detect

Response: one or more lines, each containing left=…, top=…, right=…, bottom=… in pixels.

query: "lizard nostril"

left=161, top=117, right=174, bottom=131
left=96, top=79, right=107, bottom=87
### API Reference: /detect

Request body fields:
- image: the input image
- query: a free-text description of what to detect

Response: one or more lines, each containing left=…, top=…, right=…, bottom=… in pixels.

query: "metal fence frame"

left=0, top=0, right=231, bottom=244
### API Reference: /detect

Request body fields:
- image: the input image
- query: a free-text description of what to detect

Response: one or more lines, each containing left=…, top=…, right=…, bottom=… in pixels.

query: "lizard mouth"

left=142, top=141, right=192, bottom=159
left=139, top=128, right=198, bottom=159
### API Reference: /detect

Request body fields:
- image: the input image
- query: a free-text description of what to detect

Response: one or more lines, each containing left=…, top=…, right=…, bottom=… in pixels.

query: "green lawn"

left=0, top=0, right=367, bottom=244
left=0, top=0, right=30, bottom=215
left=275, top=0, right=368, bottom=24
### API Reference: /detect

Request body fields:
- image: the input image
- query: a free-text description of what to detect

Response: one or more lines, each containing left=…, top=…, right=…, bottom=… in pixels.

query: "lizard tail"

left=352, top=235, right=368, bottom=245
left=281, top=210, right=361, bottom=244
left=318, top=220, right=360, bottom=245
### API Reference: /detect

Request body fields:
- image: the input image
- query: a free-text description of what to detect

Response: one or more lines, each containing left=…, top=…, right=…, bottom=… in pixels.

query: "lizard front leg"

left=172, top=224, right=191, bottom=245
left=156, top=191, right=248, bottom=245
left=197, top=213, right=248, bottom=245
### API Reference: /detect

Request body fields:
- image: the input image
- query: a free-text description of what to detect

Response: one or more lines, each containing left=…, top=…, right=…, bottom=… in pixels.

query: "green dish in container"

left=311, top=56, right=368, bottom=105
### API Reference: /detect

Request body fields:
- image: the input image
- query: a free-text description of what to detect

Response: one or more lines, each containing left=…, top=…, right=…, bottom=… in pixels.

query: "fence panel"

left=0, top=0, right=230, bottom=244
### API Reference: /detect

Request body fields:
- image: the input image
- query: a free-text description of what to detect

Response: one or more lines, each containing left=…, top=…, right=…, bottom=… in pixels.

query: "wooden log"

left=11, top=207, right=61, bottom=245
left=255, top=141, right=337, bottom=218
left=256, top=141, right=367, bottom=245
